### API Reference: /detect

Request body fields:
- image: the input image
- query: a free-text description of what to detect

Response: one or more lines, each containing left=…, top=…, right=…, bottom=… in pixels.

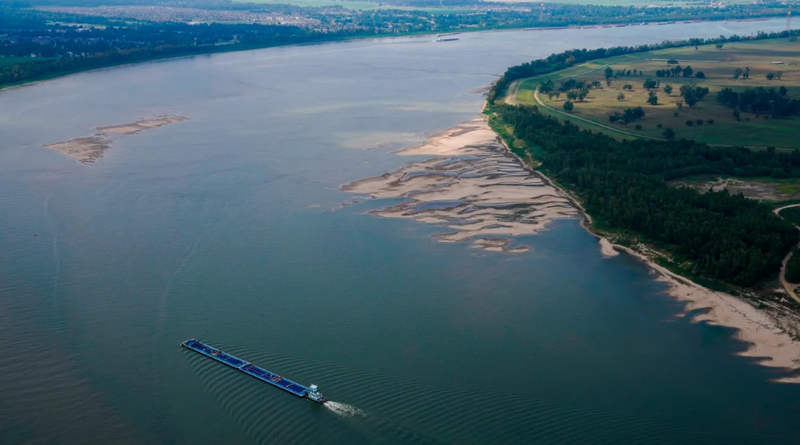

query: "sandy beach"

left=43, top=115, right=188, bottom=164
left=345, top=114, right=800, bottom=381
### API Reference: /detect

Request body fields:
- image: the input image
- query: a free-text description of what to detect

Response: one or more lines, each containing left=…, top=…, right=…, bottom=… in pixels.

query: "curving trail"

left=773, top=203, right=800, bottom=305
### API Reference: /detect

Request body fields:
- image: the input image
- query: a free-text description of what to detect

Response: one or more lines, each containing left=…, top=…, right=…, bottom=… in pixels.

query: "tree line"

left=492, top=104, right=800, bottom=286
left=716, top=86, right=800, bottom=118
left=489, top=29, right=799, bottom=103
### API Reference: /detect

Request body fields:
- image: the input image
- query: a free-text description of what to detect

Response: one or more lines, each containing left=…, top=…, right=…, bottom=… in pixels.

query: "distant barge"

left=182, top=339, right=328, bottom=404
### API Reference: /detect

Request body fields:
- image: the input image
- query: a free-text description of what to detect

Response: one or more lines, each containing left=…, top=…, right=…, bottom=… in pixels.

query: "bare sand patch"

left=617, top=243, right=800, bottom=382
left=96, top=116, right=189, bottom=135
left=599, top=237, right=619, bottom=257
left=43, top=136, right=110, bottom=164
left=671, top=177, right=800, bottom=202
left=43, top=115, right=188, bottom=164
left=341, top=118, right=579, bottom=252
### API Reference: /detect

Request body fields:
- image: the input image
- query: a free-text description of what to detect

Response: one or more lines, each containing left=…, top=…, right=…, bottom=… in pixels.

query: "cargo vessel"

left=181, top=339, right=328, bottom=404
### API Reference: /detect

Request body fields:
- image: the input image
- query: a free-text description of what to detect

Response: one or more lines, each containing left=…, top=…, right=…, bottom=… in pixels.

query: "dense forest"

left=492, top=105, right=800, bottom=286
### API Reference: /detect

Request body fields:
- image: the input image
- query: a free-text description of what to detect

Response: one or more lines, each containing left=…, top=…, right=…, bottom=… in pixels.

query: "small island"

left=44, top=116, right=188, bottom=164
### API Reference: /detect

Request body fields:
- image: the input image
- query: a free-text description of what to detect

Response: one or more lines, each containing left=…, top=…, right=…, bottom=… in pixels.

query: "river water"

left=2, top=19, right=800, bottom=445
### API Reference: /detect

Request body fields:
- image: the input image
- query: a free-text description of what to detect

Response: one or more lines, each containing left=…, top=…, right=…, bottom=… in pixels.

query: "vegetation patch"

left=512, top=38, right=800, bottom=149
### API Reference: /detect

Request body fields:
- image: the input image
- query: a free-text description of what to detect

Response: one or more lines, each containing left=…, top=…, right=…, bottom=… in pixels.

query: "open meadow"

left=514, top=38, right=800, bottom=149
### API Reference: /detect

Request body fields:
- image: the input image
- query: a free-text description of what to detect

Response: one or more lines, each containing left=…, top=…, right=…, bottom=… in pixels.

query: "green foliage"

left=785, top=248, right=800, bottom=283
left=663, top=128, right=676, bottom=139
left=663, top=84, right=673, bottom=95
left=609, top=106, right=645, bottom=124
left=495, top=105, right=800, bottom=286
left=647, top=91, right=658, bottom=105
left=695, top=71, right=706, bottom=79
left=717, top=86, right=800, bottom=117
left=779, top=206, right=800, bottom=226
left=563, top=101, right=574, bottom=112
left=617, top=92, right=625, bottom=101
left=643, top=78, right=658, bottom=89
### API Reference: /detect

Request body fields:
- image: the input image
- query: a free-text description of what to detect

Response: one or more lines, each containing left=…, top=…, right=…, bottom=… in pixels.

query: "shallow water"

left=2, top=19, right=800, bottom=445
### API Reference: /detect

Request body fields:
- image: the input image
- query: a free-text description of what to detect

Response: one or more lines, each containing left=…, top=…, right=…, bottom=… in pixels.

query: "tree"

left=686, top=120, right=694, bottom=126
left=642, top=78, right=658, bottom=89
left=617, top=92, right=625, bottom=101
left=716, top=42, right=724, bottom=49
left=623, top=84, right=633, bottom=90
left=554, top=91, right=561, bottom=100
left=563, top=101, right=574, bottom=112
left=663, top=128, right=676, bottom=139
left=647, top=91, right=658, bottom=105
left=695, top=71, right=706, bottom=79
left=766, top=72, right=775, bottom=80
left=675, top=99, right=684, bottom=110
left=604, top=66, right=613, bottom=82
left=775, top=71, right=784, bottom=80
left=577, top=89, right=588, bottom=102
left=696, top=119, right=704, bottom=126
left=567, top=91, right=577, bottom=100
left=707, top=119, right=714, bottom=125
left=663, top=84, right=673, bottom=95
left=733, top=68, right=743, bottom=80
left=780, top=85, right=788, bottom=97
left=682, top=66, right=693, bottom=77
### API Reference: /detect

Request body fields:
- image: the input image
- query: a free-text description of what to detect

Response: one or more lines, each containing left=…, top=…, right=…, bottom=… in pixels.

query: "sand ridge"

left=341, top=118, right=579, bottom=253
left=43, top=115, right=189, bottom=164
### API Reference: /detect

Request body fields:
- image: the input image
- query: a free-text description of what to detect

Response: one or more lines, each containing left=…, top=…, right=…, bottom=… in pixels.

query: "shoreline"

left=488, top=114, right=800, bottom=382
left=0, top=15, right=785, bottom=94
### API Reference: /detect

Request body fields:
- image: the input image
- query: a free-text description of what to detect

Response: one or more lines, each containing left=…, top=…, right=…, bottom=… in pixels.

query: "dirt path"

left=532, top=88, right=665, bottom=140
left=774, top=203, right=800, bottom=305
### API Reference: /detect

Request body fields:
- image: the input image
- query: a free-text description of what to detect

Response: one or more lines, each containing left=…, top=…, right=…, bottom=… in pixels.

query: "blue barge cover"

left=183, top=339, right=248, bottom=368
left=240, top=364, right=308, bottom=397
left=181, top=339, right=313, bottom=399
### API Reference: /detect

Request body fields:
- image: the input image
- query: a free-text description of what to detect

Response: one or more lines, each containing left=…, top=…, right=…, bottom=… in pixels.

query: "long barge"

left=182, top=339, right=327, bottom=404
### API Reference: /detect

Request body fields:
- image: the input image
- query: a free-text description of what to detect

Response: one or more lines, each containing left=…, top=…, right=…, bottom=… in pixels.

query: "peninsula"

left=487, top=31, right=800, bottom=380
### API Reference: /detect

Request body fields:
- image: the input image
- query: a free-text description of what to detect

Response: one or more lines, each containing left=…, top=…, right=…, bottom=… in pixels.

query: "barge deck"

left=181, top=339, right=327, bottom=403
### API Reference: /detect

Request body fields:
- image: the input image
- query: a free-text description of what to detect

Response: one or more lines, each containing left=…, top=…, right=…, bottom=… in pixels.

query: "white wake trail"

left=324, top=401, right=365, bottom=418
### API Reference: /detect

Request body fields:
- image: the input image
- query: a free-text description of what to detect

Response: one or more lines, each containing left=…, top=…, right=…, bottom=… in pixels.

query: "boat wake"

left=325, top=401, right=364, bottom=418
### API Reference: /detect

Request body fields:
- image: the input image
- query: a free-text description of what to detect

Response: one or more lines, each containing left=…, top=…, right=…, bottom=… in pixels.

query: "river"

left=2, top=18, right=800, bottom=445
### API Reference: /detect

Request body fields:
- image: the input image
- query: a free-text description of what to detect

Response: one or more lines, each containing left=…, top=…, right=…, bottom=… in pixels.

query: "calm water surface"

left=2, top=19, right=800, bottom=445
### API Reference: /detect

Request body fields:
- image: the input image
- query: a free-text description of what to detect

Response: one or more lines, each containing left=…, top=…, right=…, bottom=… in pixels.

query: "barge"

left=182, top=339, right=328, bottom=404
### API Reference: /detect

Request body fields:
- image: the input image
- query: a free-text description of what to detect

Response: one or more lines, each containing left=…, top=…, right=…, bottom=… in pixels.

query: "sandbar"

left=341, top=118, right=579, bottom=252
left=43, top=115, right=188, bottom=164
left=344, top=114, right=800, bottom=381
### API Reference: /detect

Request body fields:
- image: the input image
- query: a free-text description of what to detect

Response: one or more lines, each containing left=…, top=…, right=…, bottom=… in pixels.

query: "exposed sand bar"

left=97, top=116, right=189, bottom=135
left=344, top=114, right=800, bottom=380
left=43, top=115, right=189, bottom=164
left=341, top=118, right=579, bottom=252
left=43, top=136, right=111, bottom=164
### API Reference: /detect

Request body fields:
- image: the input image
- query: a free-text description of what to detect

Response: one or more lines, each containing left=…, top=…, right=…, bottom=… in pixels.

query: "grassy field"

left=514, top=38, right=800, bottom=149
left=232, top=0, right=465, bottom=12
left=0, top=57, right=42, bottom=67
left=779, top=207, right=800, bottom=225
